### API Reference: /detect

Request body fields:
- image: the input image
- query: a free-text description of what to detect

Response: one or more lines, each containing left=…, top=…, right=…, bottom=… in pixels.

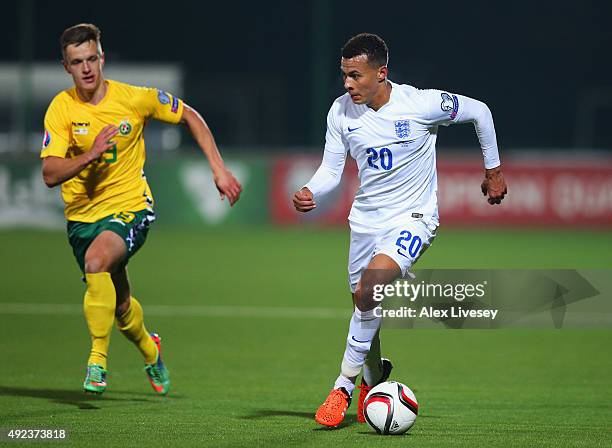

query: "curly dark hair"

left=341, top=33, right=388, bottom=68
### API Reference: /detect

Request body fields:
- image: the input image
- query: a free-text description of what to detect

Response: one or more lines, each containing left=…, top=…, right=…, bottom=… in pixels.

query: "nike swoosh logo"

left=351, top=336, right=370, bottom=343
left=348, top=126, right=361, bottom=132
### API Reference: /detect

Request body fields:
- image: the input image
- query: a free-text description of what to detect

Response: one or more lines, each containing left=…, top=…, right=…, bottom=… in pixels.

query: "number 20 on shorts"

left=395, top=230, right=422, bottom=259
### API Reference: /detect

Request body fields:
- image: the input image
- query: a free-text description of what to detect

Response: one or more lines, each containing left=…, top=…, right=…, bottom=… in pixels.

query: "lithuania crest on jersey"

left=119, top=120, right=132, bottom=136
left=394, top=120, right=410, bottom=139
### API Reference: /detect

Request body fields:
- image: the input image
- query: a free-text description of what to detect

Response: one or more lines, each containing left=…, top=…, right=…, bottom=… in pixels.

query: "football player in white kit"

left=293, top=33, right=507, bottom=428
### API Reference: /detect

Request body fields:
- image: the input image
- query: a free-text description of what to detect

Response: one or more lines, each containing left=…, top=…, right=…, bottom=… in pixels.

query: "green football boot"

left=83, top=364, right=108, bottom=394
left=144, top=333, right=170, bottom=395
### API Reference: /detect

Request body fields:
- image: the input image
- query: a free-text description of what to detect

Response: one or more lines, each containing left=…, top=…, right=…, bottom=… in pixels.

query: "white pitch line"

left=0, top=303, right=350, bottom=320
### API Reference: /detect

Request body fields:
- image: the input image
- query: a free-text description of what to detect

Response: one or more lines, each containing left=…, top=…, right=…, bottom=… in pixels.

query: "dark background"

left=3, top=0, right=611, bottom=150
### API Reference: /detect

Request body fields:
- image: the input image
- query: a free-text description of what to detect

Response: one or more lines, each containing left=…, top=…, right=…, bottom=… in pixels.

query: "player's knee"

left=84, top=251, right=114, bottom=274
left=353, top=286, right=376, bottom=312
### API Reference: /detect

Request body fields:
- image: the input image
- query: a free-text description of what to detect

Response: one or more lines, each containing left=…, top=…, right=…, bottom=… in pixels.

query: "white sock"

left=339, top=306, right=382, bottom=379
left=333, top=374, right=356, bottom=396
left=362, top=329, right=383, bottom=386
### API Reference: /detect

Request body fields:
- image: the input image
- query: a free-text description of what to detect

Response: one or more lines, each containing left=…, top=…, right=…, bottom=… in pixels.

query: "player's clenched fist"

left=293, top=187, right=316, bottom=213
left=88, top=125, right=119, bottom=163
left=481, top=166, right=508, bottom=205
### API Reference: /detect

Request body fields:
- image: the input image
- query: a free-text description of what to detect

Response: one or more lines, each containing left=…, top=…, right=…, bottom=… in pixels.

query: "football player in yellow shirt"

left=41, top=23, right=242, bottom=395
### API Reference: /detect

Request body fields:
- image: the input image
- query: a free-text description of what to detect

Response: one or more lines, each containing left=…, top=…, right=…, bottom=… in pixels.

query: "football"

left=363, top=381, right=419, bottom=435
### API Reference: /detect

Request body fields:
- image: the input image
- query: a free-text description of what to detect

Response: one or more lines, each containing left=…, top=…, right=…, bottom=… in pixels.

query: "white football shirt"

left=305, top=81, right=500, bottom=231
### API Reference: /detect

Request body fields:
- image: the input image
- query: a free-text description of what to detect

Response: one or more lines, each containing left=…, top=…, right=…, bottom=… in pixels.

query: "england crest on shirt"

left=394, top=119, right=410, bottom=139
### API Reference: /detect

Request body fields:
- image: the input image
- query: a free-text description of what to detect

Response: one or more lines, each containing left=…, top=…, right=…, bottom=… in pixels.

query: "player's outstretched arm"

left=292, top=148, right=347, bottom=213
left=293, top=99, right=348, bottom=213
left=439, top=93, right=508, bottom=205
left=458, top=97, right=507, bottom=205
left=42, top=125, right=118, bottom=188
left=181, top=104, right=242, bottom=206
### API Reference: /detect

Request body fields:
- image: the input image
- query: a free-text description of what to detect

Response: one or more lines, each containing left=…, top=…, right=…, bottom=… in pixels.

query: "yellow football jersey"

left=40, top=79, right=184, bottom=222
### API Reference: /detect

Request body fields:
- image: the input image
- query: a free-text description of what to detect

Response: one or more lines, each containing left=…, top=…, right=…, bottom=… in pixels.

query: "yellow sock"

left=115, top=297, right=158, bottom=364
left=83, top=272, right=116, bottom=369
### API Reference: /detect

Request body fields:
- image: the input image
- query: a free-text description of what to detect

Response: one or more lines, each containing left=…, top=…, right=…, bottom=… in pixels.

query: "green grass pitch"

left=0, top=227, right=611, bottom=447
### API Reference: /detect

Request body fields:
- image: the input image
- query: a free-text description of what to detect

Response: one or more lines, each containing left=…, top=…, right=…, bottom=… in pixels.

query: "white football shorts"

left=348, top=218, right=438, bottom=293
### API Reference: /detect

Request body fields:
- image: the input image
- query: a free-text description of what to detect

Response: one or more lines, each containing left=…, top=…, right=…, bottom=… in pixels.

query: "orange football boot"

left=357, top=358, right=393, bottom=423
left=315, top=387, right=352, bottom=427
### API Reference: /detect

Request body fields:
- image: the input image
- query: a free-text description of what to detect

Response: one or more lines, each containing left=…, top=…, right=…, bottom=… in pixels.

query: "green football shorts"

left=67, top=209, right=156, bottom=272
